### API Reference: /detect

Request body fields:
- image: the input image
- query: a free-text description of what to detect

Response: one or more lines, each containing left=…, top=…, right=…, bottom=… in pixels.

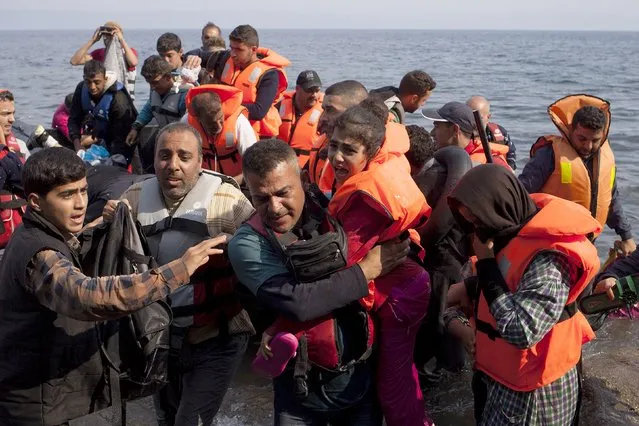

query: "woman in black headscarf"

left=445, top=164, right=600, bottom=426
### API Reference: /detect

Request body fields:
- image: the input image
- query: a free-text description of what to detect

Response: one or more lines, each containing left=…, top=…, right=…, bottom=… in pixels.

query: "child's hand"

left=258, top=331, right=274, bottom=360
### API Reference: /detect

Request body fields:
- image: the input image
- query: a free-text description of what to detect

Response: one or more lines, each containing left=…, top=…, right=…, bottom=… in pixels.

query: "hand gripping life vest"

left=80, top=81, right=125, bottom=140
left=278, top=91, right=324, bottom=168
left=246, top=212, right=374, bottom=377
left=0, top=147, right=26, bottom=249
left=474, top=193, right=601, bottom=392
left=136, top=172, right=242, bottom=328
left=486, top=122, right=506, bottom=143
left=220, top=47, right=290, bottom=138
left=328, top=134, right=430, bottom=309
left=530, top=94, right=614, bottom=231
left=466, top=138, right=511, bottom=170
left=186, top=84, right=251, bottom=177
left=150, top=87, right=188, bottom=127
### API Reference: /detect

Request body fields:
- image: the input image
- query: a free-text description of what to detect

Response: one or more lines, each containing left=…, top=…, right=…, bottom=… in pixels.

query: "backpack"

left=81, top=202, right=171, bottom=423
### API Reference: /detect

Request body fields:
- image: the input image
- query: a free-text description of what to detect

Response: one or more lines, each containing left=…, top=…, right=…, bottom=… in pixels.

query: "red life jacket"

left=0, top=146, right=26, bottom=249
left=465, top=138, right=511, bottom=170
left=486, top=122, right=505, bottom=143
left=246, top=213, right=374, bottom=372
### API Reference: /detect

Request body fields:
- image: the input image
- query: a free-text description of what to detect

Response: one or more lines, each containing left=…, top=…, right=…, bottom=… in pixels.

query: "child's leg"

left=376, top=271, right=434, bottom=426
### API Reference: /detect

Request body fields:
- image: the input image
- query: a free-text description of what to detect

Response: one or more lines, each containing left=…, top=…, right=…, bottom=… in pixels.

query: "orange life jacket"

left=311, top=121, right=412, bottom=195
left=278, top=91, right=324, bottom=168
left=474, top=193, right=600, bottom=392
left=186, top=84, right=252, bottom=177
left=220, top=48, right=290, bottom=138
left=529, top=94, right=614, bottom=230
left=328, top=131, right=430, bottom=309
left=466, top=139, right=511, bottom=170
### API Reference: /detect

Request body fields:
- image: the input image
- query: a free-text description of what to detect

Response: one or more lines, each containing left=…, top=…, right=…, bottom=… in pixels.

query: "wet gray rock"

left=72, top=320, right=639, bottom=425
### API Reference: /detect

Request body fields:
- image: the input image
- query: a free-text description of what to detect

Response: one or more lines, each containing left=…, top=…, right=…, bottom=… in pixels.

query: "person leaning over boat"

left=466, top=96, right=517, bottom=170
left=447, top=164, right=601, bottom=426
left=69, top=21, right=138, bottom=99
left=184, top=84, right=258, bottom=186
left=103, top=122, right=255, bottom=426
left=519, top=94, right=635, bottom=255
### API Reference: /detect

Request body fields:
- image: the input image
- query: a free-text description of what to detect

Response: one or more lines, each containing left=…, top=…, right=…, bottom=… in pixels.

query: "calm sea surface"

left=2, top=29, right=639, bottom=251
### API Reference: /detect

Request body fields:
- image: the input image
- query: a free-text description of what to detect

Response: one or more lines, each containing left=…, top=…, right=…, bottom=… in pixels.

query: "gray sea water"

left=1, top=30, right=639, bottom=425
left=2, top=29, right=638, bottom=252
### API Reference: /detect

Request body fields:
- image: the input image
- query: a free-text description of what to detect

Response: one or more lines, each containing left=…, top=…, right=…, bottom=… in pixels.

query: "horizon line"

left=2, top=27, right=639, bottom=33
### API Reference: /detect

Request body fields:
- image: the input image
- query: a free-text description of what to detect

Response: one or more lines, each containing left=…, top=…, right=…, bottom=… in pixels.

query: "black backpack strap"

left=293, top=335, right=309, bottom=398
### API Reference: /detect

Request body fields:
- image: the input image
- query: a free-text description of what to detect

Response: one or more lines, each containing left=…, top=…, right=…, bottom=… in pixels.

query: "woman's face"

left=328, top=127, right=370, bottom=185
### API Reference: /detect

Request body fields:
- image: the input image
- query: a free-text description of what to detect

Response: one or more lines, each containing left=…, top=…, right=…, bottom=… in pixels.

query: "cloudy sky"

left=2, top=0, right=639, bottom=31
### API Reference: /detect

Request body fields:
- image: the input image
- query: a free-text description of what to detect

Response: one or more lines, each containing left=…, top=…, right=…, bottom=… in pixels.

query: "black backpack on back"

left=81, top=202, right=172, bottom=422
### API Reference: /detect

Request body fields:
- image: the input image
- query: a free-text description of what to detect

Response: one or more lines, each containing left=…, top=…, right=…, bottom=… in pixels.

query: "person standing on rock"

left=447, top=165, right=601, bottom=425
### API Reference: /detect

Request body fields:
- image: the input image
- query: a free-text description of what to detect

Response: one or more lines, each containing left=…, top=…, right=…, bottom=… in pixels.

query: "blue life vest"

left=80, top=82, right=124, bottom=139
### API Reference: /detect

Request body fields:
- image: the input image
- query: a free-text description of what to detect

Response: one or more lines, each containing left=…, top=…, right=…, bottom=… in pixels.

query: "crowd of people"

left=0, top=19, right=638, bottom=426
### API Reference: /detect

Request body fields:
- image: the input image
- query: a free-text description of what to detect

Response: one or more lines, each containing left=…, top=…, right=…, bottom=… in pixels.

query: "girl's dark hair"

left=333, top=104, right=386, bottom=158
left=23, top=147, right=87, bottom=196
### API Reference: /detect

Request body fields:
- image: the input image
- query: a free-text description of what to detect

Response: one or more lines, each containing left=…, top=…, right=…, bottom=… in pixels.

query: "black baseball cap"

left=296, top=70, right=322, bottom=91
left=421, top=102, right=475, bottom=135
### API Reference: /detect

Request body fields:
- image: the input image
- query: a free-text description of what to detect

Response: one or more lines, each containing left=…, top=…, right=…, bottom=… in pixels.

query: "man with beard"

left=277, top=70, right=324, bottom=168
left=520, top=95, right=635, bottom=255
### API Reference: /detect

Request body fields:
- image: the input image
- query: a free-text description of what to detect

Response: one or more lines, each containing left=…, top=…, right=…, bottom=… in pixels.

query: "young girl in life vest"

left=326, top=102, right=433, bottom=426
